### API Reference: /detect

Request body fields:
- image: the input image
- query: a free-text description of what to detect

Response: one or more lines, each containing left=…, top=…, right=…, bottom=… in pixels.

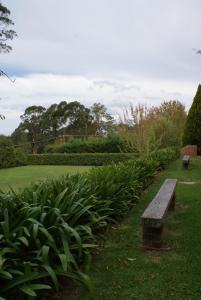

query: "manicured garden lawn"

left=66, top=157, right=201, bottom=300
left=0, top=165, right=92, bottom=191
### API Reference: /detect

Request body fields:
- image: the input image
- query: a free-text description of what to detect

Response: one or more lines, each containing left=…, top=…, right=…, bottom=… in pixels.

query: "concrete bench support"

left=182, top=155, right=190, bottom=170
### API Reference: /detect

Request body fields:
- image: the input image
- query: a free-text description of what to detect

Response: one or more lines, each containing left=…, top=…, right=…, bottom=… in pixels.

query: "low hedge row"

left=28, top=153, right=137, bottom=166
left=0, top=147, right=179, bottom=299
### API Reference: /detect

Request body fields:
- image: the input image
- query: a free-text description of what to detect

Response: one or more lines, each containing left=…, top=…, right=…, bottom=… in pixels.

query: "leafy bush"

left=88, top=147, right=179, bottom=219
left=0, top=147, right=179, bottom=299
left=147, top=147, right=180, bottom=169
left=118, top=102, right=186, bottom=154
left=14, top=148, right=28, bottom=166
left=27, top=153, right=137, bottom=166
left=0, top=136, right=27, bottom=169
left=0, top=175, right=97, bottom=299
left=44, top=135, right=125, bottom=153
left=0, top=136, right=16, bottom=168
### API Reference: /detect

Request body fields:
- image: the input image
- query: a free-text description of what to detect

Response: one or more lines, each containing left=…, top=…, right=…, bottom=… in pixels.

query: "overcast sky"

left=0, top=0, right=201, bottom=135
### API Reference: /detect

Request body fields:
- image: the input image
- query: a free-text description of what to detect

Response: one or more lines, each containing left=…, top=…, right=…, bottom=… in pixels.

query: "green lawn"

left=66, top=157, right=201, bottom=300
left=0, top=165, right=92, bottom=191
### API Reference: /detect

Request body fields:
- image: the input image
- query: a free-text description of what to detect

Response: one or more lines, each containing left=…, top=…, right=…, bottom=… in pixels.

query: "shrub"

left=0, top=136, right=27, bottom=169
left=88, top=147, right=179, bottom=219
left=0, top=175, right=98, bottom=299
left=0, top=136, right=16, bottom=168
left=14, top=148, right=28, bottom=166
left=0, top=147, right=179, bottom=299
left=148, top=147, right=180, bottom=169
left=44, top=135, right=125, bottom=153
left=27, top=153, right=137, bottom=166
left=183, top=84, right=201, bottom=152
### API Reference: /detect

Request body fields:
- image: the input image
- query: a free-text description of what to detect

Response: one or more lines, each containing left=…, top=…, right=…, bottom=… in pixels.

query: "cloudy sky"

left=0, top=0, right=201, bottom=135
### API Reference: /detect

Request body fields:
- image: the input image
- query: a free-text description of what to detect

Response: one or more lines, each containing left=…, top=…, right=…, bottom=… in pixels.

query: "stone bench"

left=141, top=179, right=177, bottom=248
left=182, top=155, right=190, bottom=169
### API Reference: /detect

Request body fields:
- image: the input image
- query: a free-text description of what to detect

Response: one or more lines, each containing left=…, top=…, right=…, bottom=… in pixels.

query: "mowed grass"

left=69, top=157, right=201, bottom=300
left=0, top=165, right=92, bottom=191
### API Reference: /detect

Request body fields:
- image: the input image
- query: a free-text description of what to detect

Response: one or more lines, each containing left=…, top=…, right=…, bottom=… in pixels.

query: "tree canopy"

left=118, top=100, right=186, bottom=154
left=12, top=101, right=115, bottom=153
left=0, top=1, right=17, bottom=53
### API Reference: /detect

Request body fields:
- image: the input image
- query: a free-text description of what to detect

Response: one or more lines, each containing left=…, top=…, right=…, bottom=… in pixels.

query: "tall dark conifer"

left=183, top=84, right=201, bottom=151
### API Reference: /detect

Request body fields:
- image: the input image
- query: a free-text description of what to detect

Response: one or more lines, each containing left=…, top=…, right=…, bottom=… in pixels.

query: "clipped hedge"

left=0, top=147, right=179, bottom=299
left=28, top=153, right=137, bottom=166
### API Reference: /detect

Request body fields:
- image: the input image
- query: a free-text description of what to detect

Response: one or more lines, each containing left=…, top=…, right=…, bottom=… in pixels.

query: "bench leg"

left=182, top=162, right=189, bottom=170
left=169, top=192, right=175, bottom=211
left=142, top=225, right=163, bottom=249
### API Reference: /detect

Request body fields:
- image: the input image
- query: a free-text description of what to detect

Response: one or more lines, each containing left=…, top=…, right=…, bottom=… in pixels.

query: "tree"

left=183, top=84, right=201, bottom=152
left=13, top=101, right=95, bottom=150
left=90, top=102, right=115, bottom=135
left=118, top=101, right=186, bottom=154
left=44, top=101, right=93, bottom=137
left=62, top=101, right=93, bottom=135
left=11, top=124, right=31, bottom=153
left=20, top=106, right=46, bottom=153
left=119, top=104, right=150, bottom=153
left=12, top=101, right=117, bottom=150
left=0, top=1, right=17, bottom=53
left=43, top=103, right=64, bottom=139
left=0, top=2, right=17, bottom=119
left=149, top=100, right=186, bottom=146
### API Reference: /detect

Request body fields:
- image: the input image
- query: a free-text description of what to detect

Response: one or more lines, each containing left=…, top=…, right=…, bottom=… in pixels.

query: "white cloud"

left=2, top=0, right=201, bottom=80
left=1, top=0, right=201, bottom=134
left=0, top=73, right=198, bottom=135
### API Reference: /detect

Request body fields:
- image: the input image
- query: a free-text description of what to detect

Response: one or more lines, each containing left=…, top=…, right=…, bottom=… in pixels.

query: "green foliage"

left=0, top=136, right=16, bottom=168
left=0, top=147, right=179, bottom=299
left=13, top=101, right=115, bottom=153
left=11, top=125, right=32, bottom=154
left=183, top=84, right=201, bottom=152
left=45, top=135, right=125, bottom=153
left=119, top=101, right=186, bottom=154
left=0, top=175, right=97, bottom=299
left=89, top=102, right=115, bottom=135
left=88, top=147, right=179, bottom=219
left=14, top=148, right=28, bottom=166
left=28, top=153, right=136, bottom=166
left=147, top=147, right=180, bottom=169
left=0, top=136, right=27, bottom=169
left=20, top=105, right=47, bottom=154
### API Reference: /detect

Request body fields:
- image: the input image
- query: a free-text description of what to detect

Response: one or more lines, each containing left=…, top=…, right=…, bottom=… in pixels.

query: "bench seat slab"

left=142, top=179, right=177, bottom=228
left=141, top=179, right=177, bottom=248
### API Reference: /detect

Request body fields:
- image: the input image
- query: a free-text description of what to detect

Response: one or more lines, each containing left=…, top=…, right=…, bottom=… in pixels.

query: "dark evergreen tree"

left=183, top=84, right=201, bottom=151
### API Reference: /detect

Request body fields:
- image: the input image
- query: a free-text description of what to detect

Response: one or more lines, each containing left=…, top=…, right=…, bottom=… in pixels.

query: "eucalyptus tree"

left=0, top=1, right=17, bottom=53
left=0, top=1, right=17, bottom=118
